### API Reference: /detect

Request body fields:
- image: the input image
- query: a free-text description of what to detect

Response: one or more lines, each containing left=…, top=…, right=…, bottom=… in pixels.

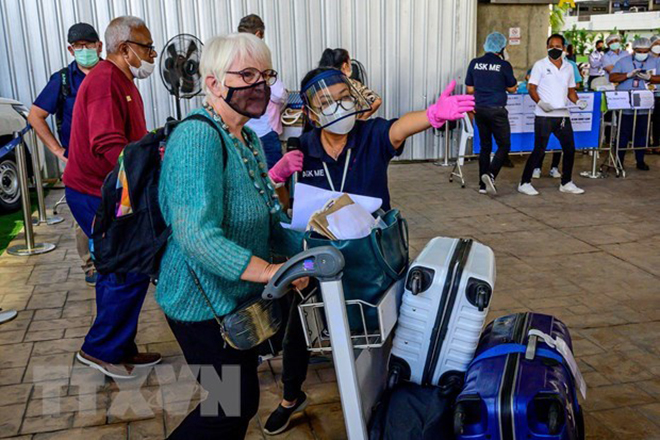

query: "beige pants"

left=75, top=224, right=94, bottom=274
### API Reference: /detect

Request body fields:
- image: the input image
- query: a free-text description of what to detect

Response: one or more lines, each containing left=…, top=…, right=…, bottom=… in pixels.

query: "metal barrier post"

left=581, top=111, right=604, bottom=179
left=29, top=130, right=63, bottom=225
left=7, top=132, right=56, bottom=256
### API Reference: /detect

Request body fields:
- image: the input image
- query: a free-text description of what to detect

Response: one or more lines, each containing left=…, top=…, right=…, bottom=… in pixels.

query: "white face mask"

left=501, top=49, right=510, bottom=61
left=320, top=108, right=357, bottom=135
left=653, top=46, right=660, bottom=55
left=127, top=45, right=155, bottom=79
left=634, top=52, right=649, bottom=62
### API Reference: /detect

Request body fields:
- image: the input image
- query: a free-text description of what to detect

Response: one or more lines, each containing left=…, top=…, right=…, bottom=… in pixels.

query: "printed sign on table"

left=569, top=113, right=593, bottom=132
left=631, top=90, right=655, bottom=110
left=506, top=94, right=524, bottom=114
left=605, top=91, right=631, bottom=110
left=523, top=94, right=537, bottom=113
left=509, top=114, right=524, bottom=133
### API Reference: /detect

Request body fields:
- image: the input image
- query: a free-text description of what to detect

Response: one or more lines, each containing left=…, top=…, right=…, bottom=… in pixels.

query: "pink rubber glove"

left=268, top=150, right=304, bottom=183
left=426, top=80, right=476, bottom=129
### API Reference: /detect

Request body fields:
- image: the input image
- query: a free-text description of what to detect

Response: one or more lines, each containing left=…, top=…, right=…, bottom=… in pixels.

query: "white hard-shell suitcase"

left=388, top=237, right=496, bottom=387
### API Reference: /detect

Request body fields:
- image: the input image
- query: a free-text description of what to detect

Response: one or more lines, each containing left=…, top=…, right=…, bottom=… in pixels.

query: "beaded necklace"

left=203, top=103, right=281, bottom=215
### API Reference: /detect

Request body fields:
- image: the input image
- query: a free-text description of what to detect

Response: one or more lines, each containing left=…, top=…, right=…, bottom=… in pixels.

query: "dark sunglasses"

left=126, top=40, right=156, bottom=53
left=226, top=68, right=278, bottom=86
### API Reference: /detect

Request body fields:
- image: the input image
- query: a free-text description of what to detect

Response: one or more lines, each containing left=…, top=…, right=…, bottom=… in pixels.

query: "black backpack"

left=91, top=114, right=226, bottom=278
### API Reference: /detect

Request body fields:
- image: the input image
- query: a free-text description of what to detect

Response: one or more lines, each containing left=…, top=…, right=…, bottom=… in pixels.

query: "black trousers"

left=617, top=113, right=649, bottom=165
left=537, top=151, right=562, bottom=170
left=167, top=318, right=260, bottom=440
left=281, top=290, right=311, bottom=402
left=652, top=97, right=660, bottom=147
left=521, top=117, right=575, bottom=185
left=474, top=106, right=511, bottom=186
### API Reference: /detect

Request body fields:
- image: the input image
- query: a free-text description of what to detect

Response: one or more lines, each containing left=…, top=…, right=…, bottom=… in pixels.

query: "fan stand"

left=174, top=88, right=182, bottom=120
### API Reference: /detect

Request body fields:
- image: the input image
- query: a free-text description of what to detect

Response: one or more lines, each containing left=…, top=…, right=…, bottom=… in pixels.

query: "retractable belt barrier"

left=4, top=126, right=62, bottom=256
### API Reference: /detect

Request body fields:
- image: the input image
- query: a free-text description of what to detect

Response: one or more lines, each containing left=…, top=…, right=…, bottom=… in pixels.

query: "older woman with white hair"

left=156, top=33, right=305, bottom=439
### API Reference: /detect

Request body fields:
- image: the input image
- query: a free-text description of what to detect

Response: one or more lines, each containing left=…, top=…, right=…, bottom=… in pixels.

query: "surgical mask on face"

left=610, top=42, right=621, bottom=51
left=320, top=106, right=356, bottom=135
left=653, top=46, right=660, bottom=55
left=501, top=49, right=510, bottom=61
left=634, top=52, right=649, bottom=62
left=223, top=80, right=271, bottom=118
left=127, top=45, right=155, bottom=79
left=74, top=48, right=99, bottom=68
left=548, top=48, right=563, bottom=60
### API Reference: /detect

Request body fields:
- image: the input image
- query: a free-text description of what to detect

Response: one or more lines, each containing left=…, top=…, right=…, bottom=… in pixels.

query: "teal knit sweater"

left=156, top=108, right=302, bottom=322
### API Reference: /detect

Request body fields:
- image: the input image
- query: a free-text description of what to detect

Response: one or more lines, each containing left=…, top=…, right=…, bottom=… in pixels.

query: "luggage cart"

left=263, top=247, right=404, bottom=440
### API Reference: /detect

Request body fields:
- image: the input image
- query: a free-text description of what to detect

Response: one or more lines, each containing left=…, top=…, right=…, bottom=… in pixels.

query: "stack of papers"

left=308, top=194, right=377, bottom=240
left=282, top=183, right=382, bottom=232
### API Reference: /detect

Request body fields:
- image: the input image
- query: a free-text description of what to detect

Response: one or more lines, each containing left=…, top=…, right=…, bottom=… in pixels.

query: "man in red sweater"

left=64, top=16, right=160, bottom=379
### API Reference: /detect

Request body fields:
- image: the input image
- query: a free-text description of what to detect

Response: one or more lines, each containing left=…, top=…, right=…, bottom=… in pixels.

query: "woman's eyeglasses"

left=227, top=68, right=278, bottom=86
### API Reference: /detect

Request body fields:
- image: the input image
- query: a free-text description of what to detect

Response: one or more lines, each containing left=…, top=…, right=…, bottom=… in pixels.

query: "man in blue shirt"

left=465, top=32, right=518, bottom=195
left=27, top=23, right=102, bottom=286
left=609, top=37, right=660, bottom=170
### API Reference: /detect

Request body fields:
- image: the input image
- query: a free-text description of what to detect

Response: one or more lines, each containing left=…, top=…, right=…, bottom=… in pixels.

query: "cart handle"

left=262, top=246, right=345, bottom=300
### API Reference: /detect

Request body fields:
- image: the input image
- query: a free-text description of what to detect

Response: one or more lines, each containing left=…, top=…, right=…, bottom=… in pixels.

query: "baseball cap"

left=67, top=23, right=99, bottom=44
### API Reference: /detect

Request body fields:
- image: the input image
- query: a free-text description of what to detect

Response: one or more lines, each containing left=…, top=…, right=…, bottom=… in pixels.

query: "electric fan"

left=160, top=33, right=203, bottom=119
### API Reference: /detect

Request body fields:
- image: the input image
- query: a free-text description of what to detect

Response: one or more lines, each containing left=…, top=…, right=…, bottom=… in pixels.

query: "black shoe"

left=502, top=156, right=515, bottom=168
left=637, top=162, right=650, bottom=171
left=263, top=393, right=308, bottom=436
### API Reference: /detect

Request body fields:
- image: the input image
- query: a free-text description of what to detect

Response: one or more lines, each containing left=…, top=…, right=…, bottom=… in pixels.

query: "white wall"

left=0, top=0, right=477, bottom=165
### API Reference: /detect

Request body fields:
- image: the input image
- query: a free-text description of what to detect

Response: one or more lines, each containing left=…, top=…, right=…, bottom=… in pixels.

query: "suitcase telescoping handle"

left=262, top=246, right=345, bottom=300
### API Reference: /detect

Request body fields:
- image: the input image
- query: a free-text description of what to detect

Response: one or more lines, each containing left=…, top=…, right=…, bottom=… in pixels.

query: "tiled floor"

left=1, top=154, right=660, bottom=439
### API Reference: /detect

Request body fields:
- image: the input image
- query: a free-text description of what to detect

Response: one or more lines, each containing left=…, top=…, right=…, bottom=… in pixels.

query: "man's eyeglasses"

left=126, top=40, right=157, bottom=53
left=71, top=42, right=97, bottom=50
left=226, top=68, right=278, bottom=86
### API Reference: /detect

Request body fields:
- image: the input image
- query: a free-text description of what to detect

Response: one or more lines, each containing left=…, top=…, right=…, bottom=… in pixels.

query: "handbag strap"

left=185, top=262, right=224, bottom=328
left=370, top=215, right=409, bottom=281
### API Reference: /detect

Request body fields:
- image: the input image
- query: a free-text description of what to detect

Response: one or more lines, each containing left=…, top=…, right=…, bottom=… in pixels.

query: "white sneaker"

left=549, top=167, right=562, bottom=179
left=478, top=188, right=487, bottom=195
left=518, top=183, right=539, bottom=196
left=559, top=181, right=585, bottom=194
left=481, top=174, right=497, bottom=195
left=532, top=168, right=541, bottom=179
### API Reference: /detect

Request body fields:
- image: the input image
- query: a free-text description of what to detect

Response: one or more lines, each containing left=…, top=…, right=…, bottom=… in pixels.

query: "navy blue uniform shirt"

left=33, top=61, right=87, bottom=154
left=465, top=53, right=517, bottom=107
left=297, top=117, right=403, bottom=211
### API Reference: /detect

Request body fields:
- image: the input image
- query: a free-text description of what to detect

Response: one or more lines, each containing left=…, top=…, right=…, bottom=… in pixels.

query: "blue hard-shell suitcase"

left=454, top=312, right=585, bottom=440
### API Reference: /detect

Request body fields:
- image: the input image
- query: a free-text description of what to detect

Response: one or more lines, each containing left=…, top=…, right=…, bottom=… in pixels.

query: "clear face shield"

left=301, top=70, right=371, bottom=133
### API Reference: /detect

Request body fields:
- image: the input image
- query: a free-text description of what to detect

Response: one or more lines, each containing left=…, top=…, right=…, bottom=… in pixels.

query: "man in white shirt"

left=588, top=39, right=605, bottom=89
left=519, top=34, right=588, bottom=196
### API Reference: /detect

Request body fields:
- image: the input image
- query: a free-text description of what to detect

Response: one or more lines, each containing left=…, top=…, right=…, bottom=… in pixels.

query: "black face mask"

left=548, top=48, right=563, bottom=60
left=223, top=81, right=271, bottom=118
left=597, top=47, right=604, bottom=52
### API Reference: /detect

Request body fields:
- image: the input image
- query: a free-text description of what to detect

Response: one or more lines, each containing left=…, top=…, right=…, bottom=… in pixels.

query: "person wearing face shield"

left=261, top=67, right=474, bottom=436
left=63, top=16, right=162, bottom=380
left=291, top=68, right=473, bottom=211
left=518, top=34, right=588, bottom=196
left=318, top=48, right=383, bottom=120
left=28, top=23, right=103, bottom=288
left=650, top=35, right=660, bottom=151
left=603, top=34, right=629, bottom=83
left=609, top=37, right=660, bottom=171
left=465, top=31, right=517, bottom=196
left=156, top=33, right=307, bottom=439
